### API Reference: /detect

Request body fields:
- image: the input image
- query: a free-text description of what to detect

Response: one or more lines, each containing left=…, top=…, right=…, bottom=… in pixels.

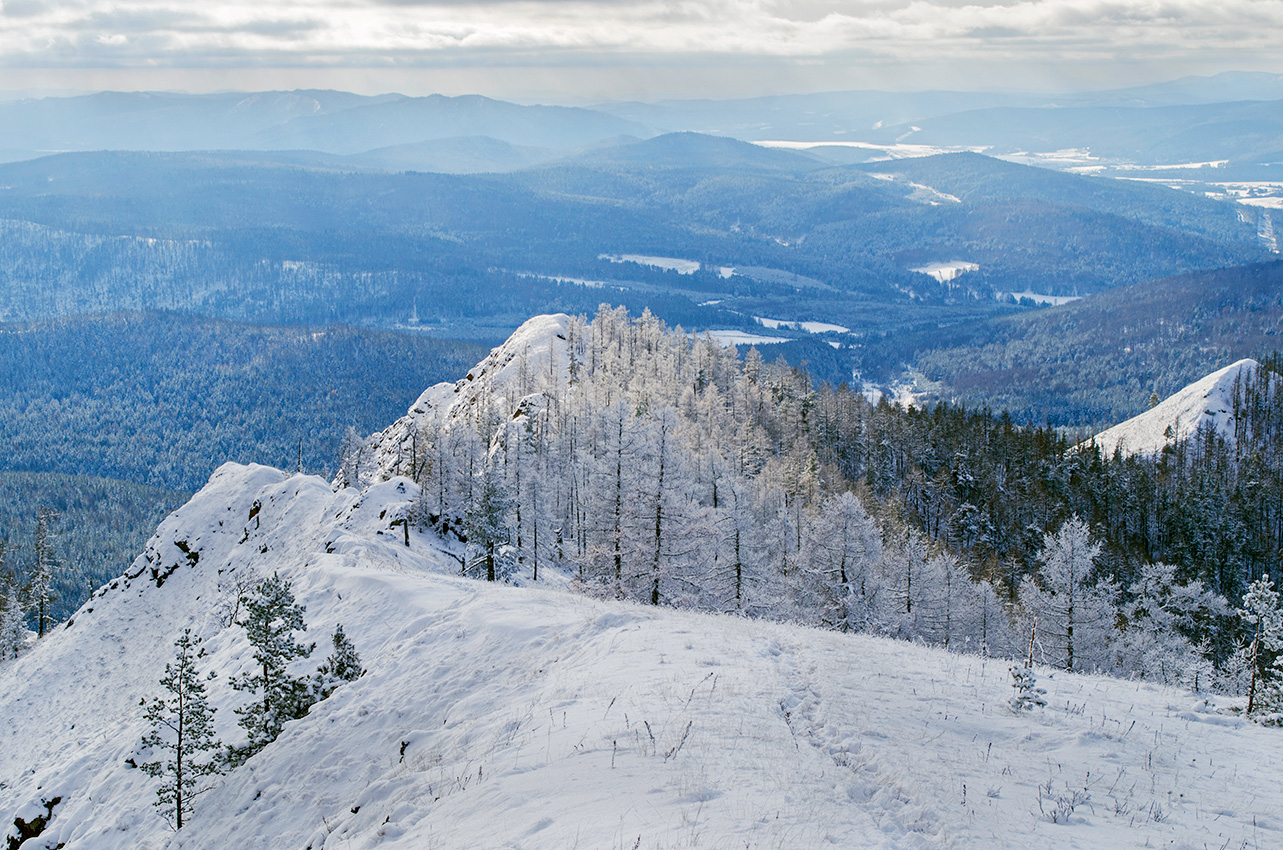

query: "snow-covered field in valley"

left=1, top=460, right=1279, bottom=850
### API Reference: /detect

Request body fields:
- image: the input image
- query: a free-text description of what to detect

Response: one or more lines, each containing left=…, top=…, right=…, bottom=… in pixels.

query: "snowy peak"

left=1088, top=358, right=1262, bottom=457
left=363, top=313, right=572, bottom=480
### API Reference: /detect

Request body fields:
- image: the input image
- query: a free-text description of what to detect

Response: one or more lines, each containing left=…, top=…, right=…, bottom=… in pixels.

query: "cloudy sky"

left=1, top=0, right=1281, bottom=100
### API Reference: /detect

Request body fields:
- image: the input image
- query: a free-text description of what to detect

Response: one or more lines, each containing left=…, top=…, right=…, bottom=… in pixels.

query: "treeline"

left=344, top=307, right=1283, bottom=699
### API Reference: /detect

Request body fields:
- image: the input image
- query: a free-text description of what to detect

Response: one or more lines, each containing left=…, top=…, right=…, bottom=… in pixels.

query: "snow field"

left=3, top=461, right=1281, bottom=850
left=1089, top=358, right=1261, bottom=457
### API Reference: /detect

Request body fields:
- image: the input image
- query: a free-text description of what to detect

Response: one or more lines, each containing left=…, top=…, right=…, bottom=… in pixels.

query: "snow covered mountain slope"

left=2, top=460, right=1280, bottom=850
left=363, top=313, right=571, bottom=481
left=1088, top=358, right=1260, bottom=457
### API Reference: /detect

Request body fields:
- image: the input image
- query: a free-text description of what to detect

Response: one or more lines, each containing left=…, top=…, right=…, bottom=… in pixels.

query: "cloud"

left=0, top=0, right=1279, bottom=96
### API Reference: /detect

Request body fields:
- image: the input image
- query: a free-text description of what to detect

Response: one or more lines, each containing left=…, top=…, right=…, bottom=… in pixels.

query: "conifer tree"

left=0, top=577, right=27, bottom=661
left=1240, top=574, right=1283, bottom=715
left=28, top=506, right=59, bottom=638
left=463, top=463, right=513, bottom=582
left=311, top=623, right=365, bottom=701
left=1021, top=516, right=1117, bottom=671
left=228, top=574, right=314, bottom=764
left=140, top=630, right=223, bottom=830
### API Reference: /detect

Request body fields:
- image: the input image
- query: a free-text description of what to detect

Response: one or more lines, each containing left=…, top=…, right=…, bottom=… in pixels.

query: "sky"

left=1, top=0, right=1282, bottom=102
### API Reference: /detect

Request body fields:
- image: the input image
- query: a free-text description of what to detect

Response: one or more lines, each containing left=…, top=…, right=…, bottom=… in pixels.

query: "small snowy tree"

left=1239, top=574, right=1283, bottom=715
left=140, top=630, right=223, bottom=830
left=0, top=577, right=27, bottom=661
left=1010, top=623, right=1046, bottom=712
left=229, top=574, right=314, bottom=765
left=311, top=623, right=365, bottom=701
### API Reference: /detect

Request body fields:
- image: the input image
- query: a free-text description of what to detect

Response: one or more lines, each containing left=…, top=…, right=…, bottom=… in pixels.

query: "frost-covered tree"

left=28, top=506, right=59, bottom=638
left=1239, top=574, right=1283, bottom=715
left=1116, top=563, right=1225, bottom=688
left=804, top=492, right=882, bottom=632
left=229, top=574, right=314, bottom=764
left=311, top=623, right=365, bottom=701
left=140, top=630, right=223, bottom=830
left=1021, top=517, right=1117, bottom=671
left=464, top=463, right=514, bottom=582
left=0, top=574, right=27, bottom=661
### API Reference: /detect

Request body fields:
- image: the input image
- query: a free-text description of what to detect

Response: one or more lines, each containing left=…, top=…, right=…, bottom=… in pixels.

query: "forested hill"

left=0, top=312, right=490, bottom=490
left=341, top=309, right=1282, bottom=695
left=869, top=260, right=1283, bottom=428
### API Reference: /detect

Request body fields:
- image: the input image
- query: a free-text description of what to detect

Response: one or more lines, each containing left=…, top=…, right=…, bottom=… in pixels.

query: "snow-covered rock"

left=1088, top=358, right=1262, bottom=457
left=362, top=313, right=571, bottom=481
left=2, top=459, right=1281, bottom=849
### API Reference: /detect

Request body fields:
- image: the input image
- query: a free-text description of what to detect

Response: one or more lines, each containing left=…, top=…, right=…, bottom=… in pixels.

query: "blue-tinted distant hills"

left=0, top=90, right=653, bottom=160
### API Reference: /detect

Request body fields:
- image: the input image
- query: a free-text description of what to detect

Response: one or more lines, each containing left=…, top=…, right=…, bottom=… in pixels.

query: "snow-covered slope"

left=2, top=460, right=1280, bottom=850
left=1088, top=358, right=1260, bottom=457
left=362, top=313, right=571, bottom=480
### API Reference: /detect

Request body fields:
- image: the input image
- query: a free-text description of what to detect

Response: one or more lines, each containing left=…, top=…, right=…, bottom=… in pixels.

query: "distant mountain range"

left=0, top=72, right=1281, bottom=171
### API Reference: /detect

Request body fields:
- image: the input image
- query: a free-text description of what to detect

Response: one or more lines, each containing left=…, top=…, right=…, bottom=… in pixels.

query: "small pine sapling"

left=311, top=623, right=365, bottom=701
left=1010, top=621, right=1047, bottom=712
left=140, top=630, right=223, bottom=830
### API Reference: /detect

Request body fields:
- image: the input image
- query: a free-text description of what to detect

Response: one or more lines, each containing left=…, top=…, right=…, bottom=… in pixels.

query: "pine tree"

left=0, top=576, right=27, bottom=661
left=140, top=630, right=223, bottom=830
left=1239, top=574, right=1283, bottom=715
left=464, top=464, right=513, bottom=582
left=311, top=623, right=365, bottom=701
left=28, top=506, right=59, bottom=638
left=228, top=574, right=314, bottom=764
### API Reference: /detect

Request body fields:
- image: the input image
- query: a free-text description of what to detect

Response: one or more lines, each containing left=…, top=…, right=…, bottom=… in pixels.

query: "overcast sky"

left=1, top=0, right=1281, bottom=101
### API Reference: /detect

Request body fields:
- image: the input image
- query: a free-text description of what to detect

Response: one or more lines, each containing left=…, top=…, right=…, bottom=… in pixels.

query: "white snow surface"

left=600, top=254, right=701, bottom=275
left=911, top=262, right=979, bottom=283
left=1088, top=358, right=1261, bottom=457
left=2, top=461, right=1279, bottom=850
left=999, top=290, right=1082, bottom=306
left=703, top=330, right=790, bottom=347
left=755, top=316, right=849, bottom=334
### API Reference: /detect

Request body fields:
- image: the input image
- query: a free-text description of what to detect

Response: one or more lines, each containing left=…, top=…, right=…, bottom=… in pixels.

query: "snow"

left=2, top=459, right=1279, bottom=850
left=1087, top=358, right=1262, bottom=457
left=703, top=330, right=790, bottom=347
left=756, top=316, right=849, bottom=334
left=4, top=320, right=1282, bottom=850
left=600, top=254, right=701, bottom=275
left=912, top=261, right=979, bottom=283
left=999, top=290, right=1082, bottom=306
left=756, top=140, right=989, bottom=159
left=1238, top=196, right=1283, bottom=209
left=365, top=313, right=572, bottom=479
left=869, top=173, right=963, bottom=205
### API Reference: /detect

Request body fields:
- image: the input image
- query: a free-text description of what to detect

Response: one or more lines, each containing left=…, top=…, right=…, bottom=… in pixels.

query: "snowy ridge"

left=1, top=460, right=1279, bottom=849
left=1088, top=358, right=1261, bottom=457
left=363, top=313, right=571, bottom=480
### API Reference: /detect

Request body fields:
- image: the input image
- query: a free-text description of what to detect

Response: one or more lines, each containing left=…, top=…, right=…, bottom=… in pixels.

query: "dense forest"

left=0, top=312, right=490, bottom=490
left=0, top=472, right=187, bottom=623
left=343, top=308, right=1283, bottom=711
